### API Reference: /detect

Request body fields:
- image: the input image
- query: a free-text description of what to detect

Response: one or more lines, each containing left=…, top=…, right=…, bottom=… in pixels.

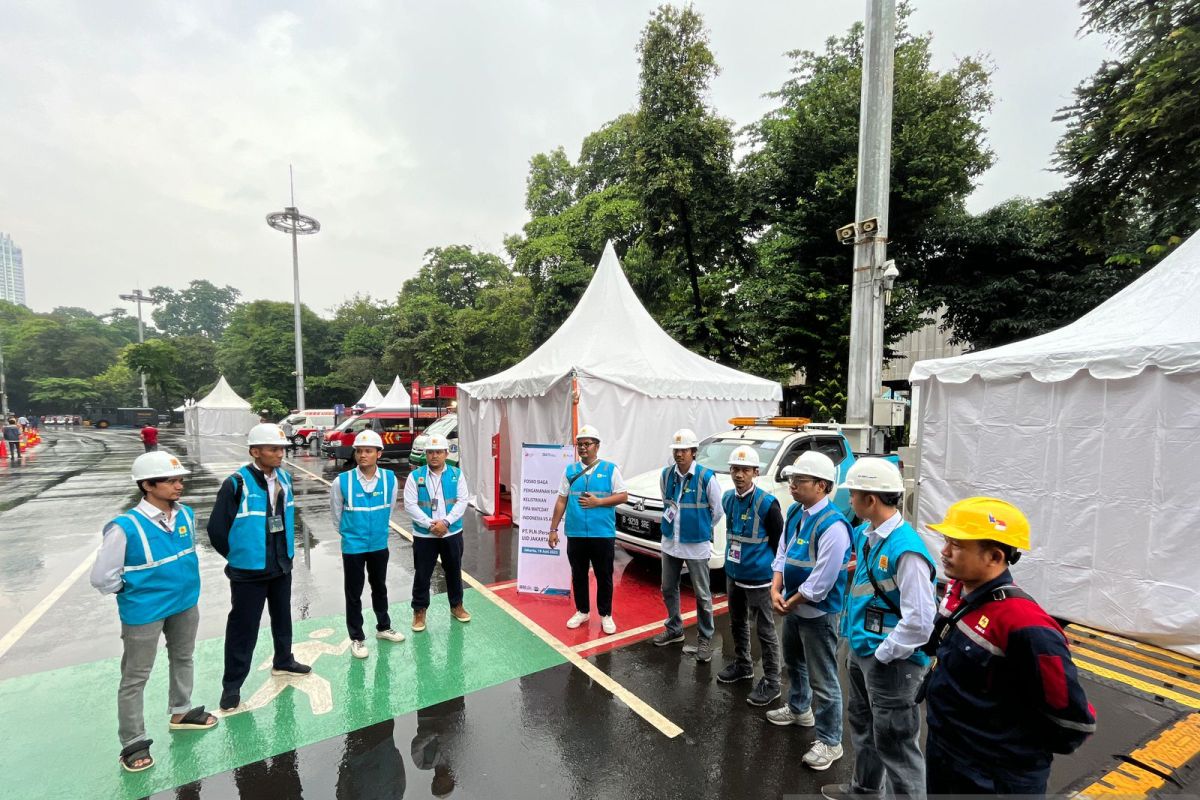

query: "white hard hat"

left=839, top=457, right=904, bottom=493
left=131, top=451, right=190, bottom=483
left=425, top=434, right=450, bottom=452
left=576, top=424, right=601, bottom=443
left=247, top=423, right=288, bottom=447
left=352, top=430, right=384, bottom=449
left=727, top=445, right=760, bottom=469
left=670, top=428, right=700, bottom=450
left=782, top=451, right=837, bottom=484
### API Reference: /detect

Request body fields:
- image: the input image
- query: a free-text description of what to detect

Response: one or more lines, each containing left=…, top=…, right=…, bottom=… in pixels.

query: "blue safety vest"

left=660, top=464, right=716, bottom=544
left=110, top=504, right=201, bottom=625
left=226, top=466, right=295, bottom=570
left=781, top=501, right=851, bottom=614
left=845, top=518, right=936, bottom=664
left=722, top=487, right=778, bottom=584
left=564, top=459, right=618, bottom=538
left=411, top=465, right=464, bottom=538
left=338, top=468, right=396, bottom=553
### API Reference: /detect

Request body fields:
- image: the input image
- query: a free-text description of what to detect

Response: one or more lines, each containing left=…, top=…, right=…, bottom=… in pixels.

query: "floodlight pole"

left=266, top=167, right=321, bottom=413
left=845, top=0, right=896, bottom=454
left=118, top=289, right=156, bottom=407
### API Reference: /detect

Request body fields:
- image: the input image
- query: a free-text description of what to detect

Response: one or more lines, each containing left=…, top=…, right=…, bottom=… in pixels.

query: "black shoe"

left=746, top=678, right=782, bottom=706
left=271, top=659, right=312, bottom=676
left=716, top=662, right=754, bottom=683
left=219, top=693, right=240, bottom=711
left=653, top=630, right=685, bottom=646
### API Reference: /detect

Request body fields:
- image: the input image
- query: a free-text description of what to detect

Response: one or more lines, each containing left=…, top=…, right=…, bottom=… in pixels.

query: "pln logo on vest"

left=976, top=614, right=990, bottom=633
left=177, top=525, right=188, bottom=537
left=879, top=554, right=889, bottom=570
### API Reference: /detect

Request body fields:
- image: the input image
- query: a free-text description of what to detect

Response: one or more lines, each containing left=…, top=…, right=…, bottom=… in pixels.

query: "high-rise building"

left=0, top=233, right=26, bottom=307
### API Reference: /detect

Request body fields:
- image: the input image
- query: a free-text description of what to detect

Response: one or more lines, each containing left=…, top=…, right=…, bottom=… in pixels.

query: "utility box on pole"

left=844, top=0, right=896, bottom=454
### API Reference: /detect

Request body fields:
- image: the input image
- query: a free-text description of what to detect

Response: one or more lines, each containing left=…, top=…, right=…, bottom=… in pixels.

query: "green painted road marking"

left=0, top=589, right=564, bottom=800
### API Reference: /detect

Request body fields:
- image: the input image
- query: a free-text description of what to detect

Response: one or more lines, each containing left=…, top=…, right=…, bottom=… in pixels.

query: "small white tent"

left=910, top=230, right=1200, bottom=656
left=375, top=377, right=410, bottom=409
left=354, top=380, right=384, bottom=408
left=184, top=376, right=260, bottom=438
left=458, top=242, right=782, bottom=517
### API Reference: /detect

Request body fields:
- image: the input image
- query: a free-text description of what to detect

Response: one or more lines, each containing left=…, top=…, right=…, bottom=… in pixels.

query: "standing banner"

left=517, top=443, right=575, bottom=595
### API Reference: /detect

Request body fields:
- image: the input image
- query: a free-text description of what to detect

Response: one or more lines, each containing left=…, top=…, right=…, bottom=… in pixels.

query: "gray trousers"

left=726, top=577, right=781, bottom=689
left=661, top=554, right=714, bottom=640
left=118, top=604, right=199, bottom=747
left=846, top=649, right=927, bottom=799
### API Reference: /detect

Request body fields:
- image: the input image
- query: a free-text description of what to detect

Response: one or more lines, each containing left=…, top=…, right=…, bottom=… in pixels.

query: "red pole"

left=482, top=430, right=512, bottom=529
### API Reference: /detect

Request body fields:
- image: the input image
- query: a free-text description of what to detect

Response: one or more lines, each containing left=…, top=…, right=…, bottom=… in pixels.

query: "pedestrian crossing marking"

left=1070, top=644, right=1200, bottom=699
left=1069, top=623, right=1200, bottom=668
left=1066, top=631, right=1200, bottom=679
left=1072, top=654, right=1200, bottom=710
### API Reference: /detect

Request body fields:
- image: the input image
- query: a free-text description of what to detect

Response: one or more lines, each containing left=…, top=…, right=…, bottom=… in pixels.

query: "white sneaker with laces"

left=566, top=611, right=590, bottom=629
left=803, top=740, right=844, bottom=771
left=376, top=629, right=406, bottom=643
left=765, top=706, right=815, bottom=726
left=600, top=616, right=616, bottom=634
left=350, top=640, right=369, bottom=659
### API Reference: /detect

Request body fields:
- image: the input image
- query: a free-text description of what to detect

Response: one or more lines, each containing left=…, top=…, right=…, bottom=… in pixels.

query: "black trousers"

left=926, top=735, right=1051, bottom=796
left=411, top=534, right=464, bottom=611
left=567, top=537, right=614, bottom=616
left=344, top=548, right=391, bottom=640
left=223, top=573, right=294, bottom=695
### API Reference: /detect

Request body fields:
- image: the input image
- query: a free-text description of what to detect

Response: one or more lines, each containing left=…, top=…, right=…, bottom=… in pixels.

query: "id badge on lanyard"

left=865, top=607, right=885, bottom=635
left=268, top=515, right=285, bottom=533
left=728, top=540, right=742, bottom=563
left=663, top=502, right=678, bottom=526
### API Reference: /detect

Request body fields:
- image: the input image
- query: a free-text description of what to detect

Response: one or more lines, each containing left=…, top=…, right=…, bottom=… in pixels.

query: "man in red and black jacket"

left=923, top=497, right=1095, bottom=796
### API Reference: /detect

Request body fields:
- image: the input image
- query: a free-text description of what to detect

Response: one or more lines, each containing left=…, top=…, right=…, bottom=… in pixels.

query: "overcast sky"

left=0, top=1, right=1113, bottom=317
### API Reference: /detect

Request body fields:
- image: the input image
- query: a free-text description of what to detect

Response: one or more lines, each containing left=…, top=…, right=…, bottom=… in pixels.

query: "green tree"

left=216, top=301, right=334, bottom=407
left=123, top=340, right=183, bottom=409
left=632, top=4, right=742, bottom=352
left=28, top=377, right=100, bottom=408
left=914, top=197, right=1144, bottom=350
left=247, top=388, right=288, bottom=421
left=172, top=335, right=219, bottom=399
left=1054, top=0, right=1200, bottom=261
left=90, top=362, right=141, bottom=408
left=737, top=12, right=994, bottom=389
left=402, top=246, right=514, bottom=310
left=150, top=280, right=241, bottom=338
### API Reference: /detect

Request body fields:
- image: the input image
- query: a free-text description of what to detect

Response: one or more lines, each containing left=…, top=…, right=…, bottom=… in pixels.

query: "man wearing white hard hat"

left=767, top=451, right=853, bottom=772
left=208, top=423, right=311, bottom=712
left=404, top=432, right=471, bottom=632
left=548, top=425, right=628, bottom=634
left=330, top=429, right=406, bottom=658
left=654, top=428, right=723, bottom=663
left=718, top=445, right=785, bottom=707
left=90, top=451, right=217, bottom=773
left=820, top=457, right=936, bottom=800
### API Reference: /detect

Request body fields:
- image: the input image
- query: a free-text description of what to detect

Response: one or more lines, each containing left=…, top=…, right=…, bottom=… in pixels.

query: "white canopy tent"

left=375, top=377, right=409, bottom=409
left=354, top=380, right=384, bottom=408
left=458, top=242, right=782, bottom=518
left=184, top=376, right=260, bottom=438
left=910, top=231, right=1200, bottom=656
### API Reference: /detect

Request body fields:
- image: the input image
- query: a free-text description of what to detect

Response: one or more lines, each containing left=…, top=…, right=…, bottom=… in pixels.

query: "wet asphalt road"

left=0, top=429, right=1194, bottom=798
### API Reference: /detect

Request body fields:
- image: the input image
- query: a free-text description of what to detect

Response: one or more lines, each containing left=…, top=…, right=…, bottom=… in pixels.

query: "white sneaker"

left=803, top=740, right=844, bottom=771
left=566, top=611, right=590, bottom=629
left=350, top=640, right=369, bottom=659
left=600, top=616, right=616, bottom=634
left=765, top=706, right=815, bottom=727
left=376, top=628, right=406, bottom=643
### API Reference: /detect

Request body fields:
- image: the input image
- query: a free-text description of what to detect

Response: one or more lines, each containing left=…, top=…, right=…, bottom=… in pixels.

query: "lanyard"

left=426, top=469, right=444, bottom=510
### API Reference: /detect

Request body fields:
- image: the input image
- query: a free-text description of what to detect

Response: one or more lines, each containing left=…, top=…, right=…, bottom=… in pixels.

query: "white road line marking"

left=286, top=458, right=684, bottom=738
left=0, top=551, right=96, bottom=661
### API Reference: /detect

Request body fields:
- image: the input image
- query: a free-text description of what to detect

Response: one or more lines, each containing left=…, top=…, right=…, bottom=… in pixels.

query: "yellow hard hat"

left=927, top=497, right=1030, bottom=550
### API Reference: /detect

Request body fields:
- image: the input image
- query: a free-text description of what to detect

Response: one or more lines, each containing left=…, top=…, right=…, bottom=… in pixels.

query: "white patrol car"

left=614, top=417, right=857, bottom=571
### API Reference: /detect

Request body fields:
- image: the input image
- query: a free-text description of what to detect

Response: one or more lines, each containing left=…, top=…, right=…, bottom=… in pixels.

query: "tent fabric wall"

left=461, top=375, right=776, bottom=517
left=916, top=370, right=1200, bottom=657
left=184, top=376, right=260, bottom=438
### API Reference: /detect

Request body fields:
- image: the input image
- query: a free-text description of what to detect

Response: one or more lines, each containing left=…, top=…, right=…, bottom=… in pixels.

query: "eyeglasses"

left=576, top=441, right=597, bottom=448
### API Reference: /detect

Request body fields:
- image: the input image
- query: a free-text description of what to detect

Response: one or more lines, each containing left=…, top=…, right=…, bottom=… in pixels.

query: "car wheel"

left=292, top=435, right=306, bottom=447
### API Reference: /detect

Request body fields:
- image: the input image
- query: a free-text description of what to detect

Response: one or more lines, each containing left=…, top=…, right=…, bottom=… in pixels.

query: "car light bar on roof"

left=728, top=416, right=812, bottom=429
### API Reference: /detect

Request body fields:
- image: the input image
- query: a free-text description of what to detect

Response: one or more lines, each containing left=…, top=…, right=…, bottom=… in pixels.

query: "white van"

left=283, top=409, right=337, bottom=446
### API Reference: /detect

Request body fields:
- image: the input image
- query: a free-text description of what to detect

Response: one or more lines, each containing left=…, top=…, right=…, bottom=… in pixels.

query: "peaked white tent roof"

left=461, top=242, right=782, bottom=401
left=374, top=376, right=410, bottom=409
left=355, top=380, right=384, bottom=408
left=196, top=376, right=252, bottom=409
left=911, top=230, right=1200, bottom=384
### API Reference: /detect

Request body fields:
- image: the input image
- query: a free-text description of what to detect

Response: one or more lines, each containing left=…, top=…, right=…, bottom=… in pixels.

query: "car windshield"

left=695, top=438, right=781, bottom=474
left=423, top=414, right=457, bottom=437
left=333, top=415, right=369, bottom=433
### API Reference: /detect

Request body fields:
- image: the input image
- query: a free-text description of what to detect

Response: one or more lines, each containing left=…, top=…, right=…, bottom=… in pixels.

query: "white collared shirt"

left=90, top=499, right=182, bottom=595
left=865, top=510, right=937, bottom=663
left=771, top=495, right=852, bottom=618
left=661, top=462, right=724, bottom=561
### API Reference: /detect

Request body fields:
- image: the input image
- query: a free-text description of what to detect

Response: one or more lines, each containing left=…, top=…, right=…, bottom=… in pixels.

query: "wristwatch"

left=549, top=528, right=559, bottom=533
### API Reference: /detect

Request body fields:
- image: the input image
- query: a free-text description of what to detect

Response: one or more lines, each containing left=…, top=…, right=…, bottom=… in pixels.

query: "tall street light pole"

left=844, top=0, right=896, bottom=454
left=266, top=167, right=321, bottom=413
left=0, top=336, right=8, bottom=417
left=119, top=289, right=157, bottom=407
